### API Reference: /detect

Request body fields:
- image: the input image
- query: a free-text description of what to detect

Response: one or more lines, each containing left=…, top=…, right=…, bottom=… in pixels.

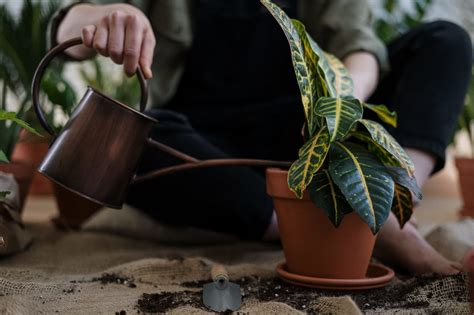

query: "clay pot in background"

left=0, top=162, right=35, bottom=212
left=456, top=158, right=474, bottom=217
left=12, top=136, right=53, bottom=195
left=266, top=168, right=376, bottom=279
left=52, top=183, right=102, bottom=229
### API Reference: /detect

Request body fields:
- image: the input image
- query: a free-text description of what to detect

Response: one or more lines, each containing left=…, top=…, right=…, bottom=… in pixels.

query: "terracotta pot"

left=455, top=158, right=474, bottom=217
left=266, top=168, right=376, bottom=279
left=52, top=183, right=102, bottom=229
left=0, top=161, right=35, bottom=212
left=12, top=136, right=53, bottom=195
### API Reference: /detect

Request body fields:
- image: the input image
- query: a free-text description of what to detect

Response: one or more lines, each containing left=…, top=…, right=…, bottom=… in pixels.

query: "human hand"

left=81, top=9, right=155, bottom=79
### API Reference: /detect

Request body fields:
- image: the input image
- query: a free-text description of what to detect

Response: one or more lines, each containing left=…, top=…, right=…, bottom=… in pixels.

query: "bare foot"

left=374, top=213, right=462, bottom=275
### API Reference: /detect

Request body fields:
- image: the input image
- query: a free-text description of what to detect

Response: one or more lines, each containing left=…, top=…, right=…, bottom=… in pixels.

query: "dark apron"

left=167, top=0, right=300, bottom=128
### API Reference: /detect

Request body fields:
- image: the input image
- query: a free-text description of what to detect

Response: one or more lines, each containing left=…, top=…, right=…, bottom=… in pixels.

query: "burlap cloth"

left=0, top=205, right=470, bottom=314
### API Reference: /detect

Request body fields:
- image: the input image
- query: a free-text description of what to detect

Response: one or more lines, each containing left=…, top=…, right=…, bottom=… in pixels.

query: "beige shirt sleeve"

left=299, top=0, right=390, bottom=74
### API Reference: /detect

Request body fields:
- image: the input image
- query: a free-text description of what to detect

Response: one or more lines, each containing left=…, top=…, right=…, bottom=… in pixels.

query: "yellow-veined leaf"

left=352, top=131, right=402, bottom=167
left=385, top=166, right=422, bottom=201
left=391, top=184, right=413, bottom=228
left=329, top=142, right=394, bottom=234
left=315, top=96, right=363, bottom=141
left=363, top=103, right=397, bottom=127
left=309, top=170, right=352, bottom=227
left=288, top=127, right=330, bottom=198
left=292, top=20, right=330, bottom=102
left=261, top=0, right=323, bottom=134
left=325, top=53, right=354, bottom=97
left=352, top=131, right=422, bottom=201
left=359, top=119, right=415, bottom=176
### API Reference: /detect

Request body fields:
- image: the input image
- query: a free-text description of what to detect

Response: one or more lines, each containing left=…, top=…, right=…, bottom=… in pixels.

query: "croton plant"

left=261, top=0, right=422, bottom=234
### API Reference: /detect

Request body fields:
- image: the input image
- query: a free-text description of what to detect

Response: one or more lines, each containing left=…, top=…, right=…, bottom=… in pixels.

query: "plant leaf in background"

left=329, top=142, right=395, bottom=233
left=42, top=70, right=77, bottom=114
left=0, top=191, right=10, bottom=200
left=373, top=0, right=432, bottom=43
left=363, top=103, right=397, bottom=127
left=288, top=127, right=330, bottom=198
left=315, top=96, right=363, bottom=142
left=391, top=184, right=413, bottom=228
left=359, top=119, right=415, bottom=176
left=0, top=150, right=7, bottom=163
left=79, top=58, right=141, bottom=109
left=0, top=0, right=72, bottom=158
left=0, top=111, right=41, bottom=136
left=309, top=170, right=352, bottom=227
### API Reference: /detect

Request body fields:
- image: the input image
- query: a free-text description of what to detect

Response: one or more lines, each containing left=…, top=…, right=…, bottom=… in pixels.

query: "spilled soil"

left=135, top=273, right=468, bottom=313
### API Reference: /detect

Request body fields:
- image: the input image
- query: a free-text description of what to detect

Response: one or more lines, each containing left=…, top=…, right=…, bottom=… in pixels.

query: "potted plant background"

left=455, top=67, right=474, bottom=217
left=0, top=0, right=76, bottom=198
left=262, top=0, right=421, bottom=281
left=0, top=110, right=40, bottom=208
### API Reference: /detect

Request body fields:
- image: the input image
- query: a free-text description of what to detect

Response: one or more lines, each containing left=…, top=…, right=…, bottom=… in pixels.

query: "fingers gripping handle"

left=31, top=37, right=148, bottom=136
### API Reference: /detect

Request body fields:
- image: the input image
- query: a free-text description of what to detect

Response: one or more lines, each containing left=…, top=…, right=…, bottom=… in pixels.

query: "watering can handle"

left=31, top=37, right=148, bottom=136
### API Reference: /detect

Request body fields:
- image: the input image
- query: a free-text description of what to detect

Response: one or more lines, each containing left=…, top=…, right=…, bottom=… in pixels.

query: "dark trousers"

left=127, top=21, right=473, bottom=240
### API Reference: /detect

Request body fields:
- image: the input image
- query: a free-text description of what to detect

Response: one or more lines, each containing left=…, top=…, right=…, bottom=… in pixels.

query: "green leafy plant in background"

left=373, top=0, right=432, bottom=43
left=261, top=0, right=422, bottom=233
left=373, top=0, right=474, bottom=154
left=79, top=57, right=141, bottom=108
left=0, top=0, right=76, bottom=158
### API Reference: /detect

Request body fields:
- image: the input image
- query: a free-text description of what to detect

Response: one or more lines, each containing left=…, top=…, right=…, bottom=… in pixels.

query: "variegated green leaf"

left=325, top=53, right=354, bottom=97
left=392, top=184, right=413, bottom=228
left=288, top=127, right=330, bottom=198
left=329, top=142, right=394, bottom=234
left=352, top=132, right=421, bottom=202
left=261, top=0, right=323, bottom=133
left=309, top=170, right=352, bottom=227
left=359, top=119, right=415, bottom=176
left=352, top=131, right=402, bottom=167
left=315, top=97, right=363, bottom=141
left=292, top=20, right=330, bottom=101
left=0, top=150, right=8, bottom=163
left=363, top=103, right=397, bottom=127
left=386, top=166, right=422, bottom=201
left=303, top=32, right=337, bottom=97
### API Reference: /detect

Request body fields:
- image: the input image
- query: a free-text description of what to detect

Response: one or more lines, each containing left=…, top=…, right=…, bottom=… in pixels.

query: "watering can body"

left=32, top=37, right=153, bottom=208
left=38, top=88, right=156, bottom=208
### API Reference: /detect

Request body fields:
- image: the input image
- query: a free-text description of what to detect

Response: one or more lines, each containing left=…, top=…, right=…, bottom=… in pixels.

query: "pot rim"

left=266, top=167, right=310, bottom=200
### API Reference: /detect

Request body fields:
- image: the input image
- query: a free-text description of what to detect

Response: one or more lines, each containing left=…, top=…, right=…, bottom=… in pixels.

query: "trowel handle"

left=211, top=264, right=229, bottom=282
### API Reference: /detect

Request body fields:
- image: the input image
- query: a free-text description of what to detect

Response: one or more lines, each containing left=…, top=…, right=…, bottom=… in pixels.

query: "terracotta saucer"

left=276, top=262, right=395, bottom=290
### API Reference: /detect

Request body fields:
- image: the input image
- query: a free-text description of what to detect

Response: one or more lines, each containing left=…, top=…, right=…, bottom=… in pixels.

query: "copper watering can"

left=32, top=38, right=291, bottom=209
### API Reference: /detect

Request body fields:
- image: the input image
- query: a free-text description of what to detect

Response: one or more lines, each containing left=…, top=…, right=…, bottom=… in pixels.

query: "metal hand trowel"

left=203, top=265, right=242, bottom=312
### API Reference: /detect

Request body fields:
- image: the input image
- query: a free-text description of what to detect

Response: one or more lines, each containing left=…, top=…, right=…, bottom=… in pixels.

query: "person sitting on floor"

left=50, top=0, right=472, bottom=274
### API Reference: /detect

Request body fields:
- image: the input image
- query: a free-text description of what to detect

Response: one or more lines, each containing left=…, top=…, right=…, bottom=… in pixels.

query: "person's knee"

left=421, top=21, right=472, bottom=62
